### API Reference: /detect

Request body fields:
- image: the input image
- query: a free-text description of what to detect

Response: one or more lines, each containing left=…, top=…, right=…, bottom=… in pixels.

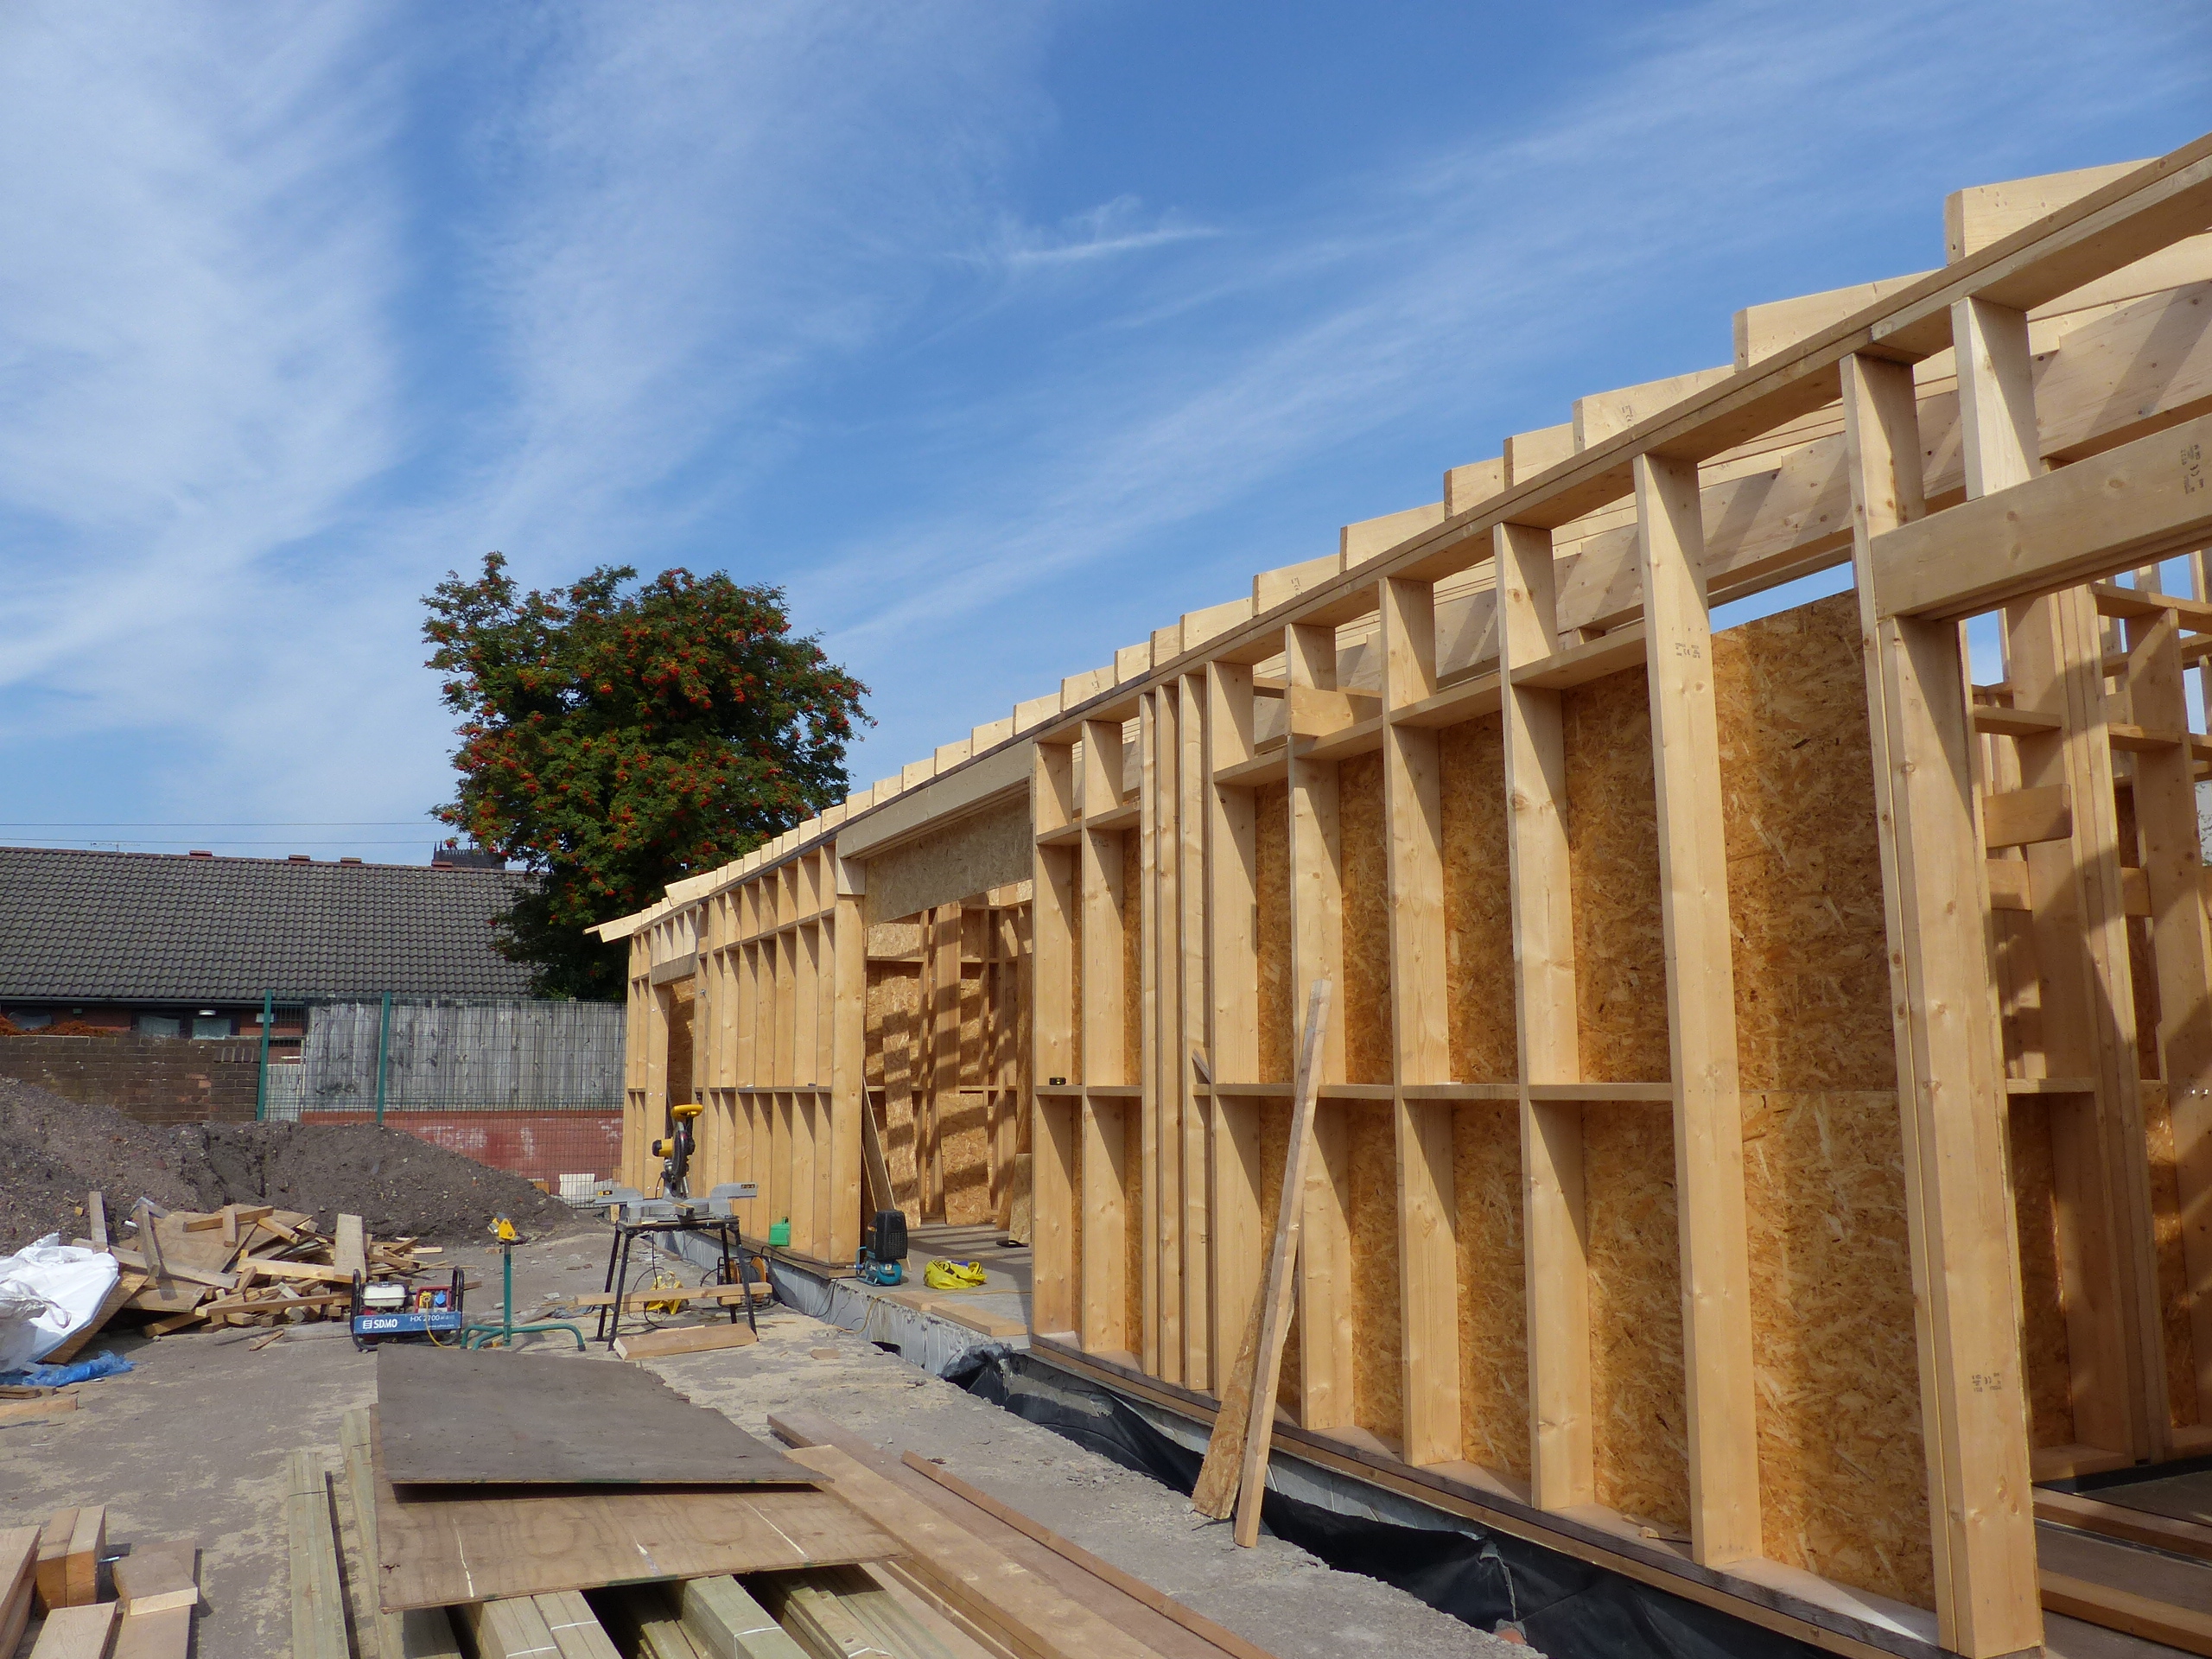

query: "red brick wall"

left=0, top=1033, right=263, bottom=1124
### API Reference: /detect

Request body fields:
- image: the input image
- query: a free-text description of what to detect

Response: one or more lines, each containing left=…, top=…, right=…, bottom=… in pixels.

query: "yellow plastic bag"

left=924, top=1258, right=987, bottom=1292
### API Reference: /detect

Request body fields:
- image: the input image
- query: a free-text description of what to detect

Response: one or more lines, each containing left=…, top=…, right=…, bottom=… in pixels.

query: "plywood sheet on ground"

left=372, top=1434, right=891, bottom=1610
left=1584, top=1102, right=1688, bottom=1532
left=1563, top=671, right=1668, bottom=1084
left=1744, top=1090, right=1932, bottom=1608
left=1440, top=718, right=1515, bottom=1084
left=1453, top=1101, right=1528, bottom=1478
left=377, top=1350, right=806, bottom=1487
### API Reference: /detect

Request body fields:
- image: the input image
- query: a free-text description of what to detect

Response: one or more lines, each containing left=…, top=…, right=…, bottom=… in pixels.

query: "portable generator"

left=350, top=1266, right=466, bottom=1349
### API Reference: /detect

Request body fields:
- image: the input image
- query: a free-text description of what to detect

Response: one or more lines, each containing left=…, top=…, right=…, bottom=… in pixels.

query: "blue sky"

left=2, top=2, right=2208, bottom=862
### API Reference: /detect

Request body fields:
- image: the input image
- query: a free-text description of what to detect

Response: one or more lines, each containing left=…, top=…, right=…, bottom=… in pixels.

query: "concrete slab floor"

left=0, top=1224, right=1518, bottom=1659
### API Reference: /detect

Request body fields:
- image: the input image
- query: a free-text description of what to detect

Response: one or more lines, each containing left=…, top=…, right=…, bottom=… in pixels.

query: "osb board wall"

left=1338, top=755, right=1393, bottom=1086
left=1745, top=1090, right=1932, bottom=1606
left=1440, top=717, right=1516, bottom=1084
left=1347, top=1100, right=1403, bottom=1441
left=1122, top=831, right=1143, bottom=1084
left=867, top=963, right=922, bottom=1207
left=1454, top=1101, right=1528, bottom=1478
left=1713, top=593, right=1894, bottom=1092
left=1583, top=1101, right=1688, bottom=1533
left=863, top=795, right=1033, bottom=925
left=939, top=971, right=993, bottom=1226
left=1562, top=672, right=1669, bottom=1084
left=2007, top=1096, right=2076, bottom=1447
left=2145, top=1080, right=2202, bottom=1427
left=1256, top=780, right=1293, bottom=1084
left=664, top=978, right=697, bottom=1106
left=1259, top=1096, right=1303, bottom=1416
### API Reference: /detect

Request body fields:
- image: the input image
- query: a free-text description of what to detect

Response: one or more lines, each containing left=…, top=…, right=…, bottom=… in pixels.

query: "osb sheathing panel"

left=1440, top=717, right=1516, bottom=1084
left=2145, top=1080, right=2202, bottom=1427
left=1259, top=1096, right=1302, bottom=1416
left=1338, top=755, right=1393, bottom=1086
left=1713, top=594, right=1894, bottom=1092
left=864, top=962, right=918, bottom=1087
left=2005, top=1096, right=2076, bottom=1448
left=1256, top=780, right=1293, bottom=1084
left=1347, top=1101, right=1403, bottom=1442
left=1562, top=673, right=1669, bottom=1084
left=1123, top=830, right=1143, bottom=1084
left=1744, top=1090, right=1932, bottom=1608
left=1583, top=1102, right=1688, bottom=1533
left=1453, top=1102, right=1527, bottom=1478
left=873, top=968, right=921, bottom=1209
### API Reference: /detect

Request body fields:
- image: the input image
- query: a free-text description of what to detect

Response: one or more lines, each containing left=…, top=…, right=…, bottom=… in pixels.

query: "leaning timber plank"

left=677, top=1574, right=812, bottom=1659
left=377, top=1347, right=799, bottom=1485
left=334, top=1215, right=368, bottom=1280
left=287, top=1450, right=349, bottom=1659
left=0, top=1529, right=37, bottom=1659
left=2042, top=1569, right=2212, bottom=1656
left=534, top=1589, right=623, bottom=1659
left=1233, top=981, right=1332, bottom=1549
left=343, top=1408, right=406, bottom=1659
left=109, top=1607, right=193, bottom=1659
left=34, top=1511, right=75, bottom=1611
left=372, top=1427, right=894, bottom=1610
left=113, top=1539, right=198, bottom=1617
left=782, top=1443, right=1165, bottom=1659
left=43, top=1271, right=146, bottom=1365
left=2035, top=1489, right=2212, bottom=1561
left=613, top=1323, right=759, bottom=1360
left=28, top=1601, right=116, bottom=1659
left=86, top=1192, right=106, bottom=1250
left=63, top=1509, right=102, bottom=1609
left=0, top=1395, right=78, bottom=1427
left=902, top=1453, right=1278, bottom=1659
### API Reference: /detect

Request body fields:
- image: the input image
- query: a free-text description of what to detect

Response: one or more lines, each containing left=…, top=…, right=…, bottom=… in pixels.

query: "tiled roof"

left=0, top=846, right=538, bottom=1002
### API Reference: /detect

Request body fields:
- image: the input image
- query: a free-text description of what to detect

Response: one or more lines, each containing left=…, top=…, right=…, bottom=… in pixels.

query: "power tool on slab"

left=652, top=1102, right=703, bottom=1198
left=854, top=1208, right=907, bottom=1287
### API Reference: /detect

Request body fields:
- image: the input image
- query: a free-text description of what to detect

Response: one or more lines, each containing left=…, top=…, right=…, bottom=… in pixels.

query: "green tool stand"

left=461, top=1235, right=586, bottom=1351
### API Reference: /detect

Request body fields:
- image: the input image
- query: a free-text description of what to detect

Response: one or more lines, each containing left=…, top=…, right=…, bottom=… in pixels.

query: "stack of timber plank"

left=57, top=1190, right=446, bottom=1351
left=300, top=1344, right=1271, bottom=1658
left=1, top=1504, right=200, bottom=1659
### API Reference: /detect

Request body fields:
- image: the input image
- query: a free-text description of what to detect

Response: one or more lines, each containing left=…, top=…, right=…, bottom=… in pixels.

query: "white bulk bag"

left=0, top=1237, right=120, bottom=1370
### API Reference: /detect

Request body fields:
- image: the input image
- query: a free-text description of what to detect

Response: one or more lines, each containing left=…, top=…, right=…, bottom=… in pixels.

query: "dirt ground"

left=0, top=1080, right=570, bottom=1246
left=0, top=1222, right=1515, bottom=1659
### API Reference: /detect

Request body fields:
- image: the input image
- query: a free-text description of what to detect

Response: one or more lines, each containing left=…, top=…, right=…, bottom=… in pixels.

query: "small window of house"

left=193, top=1015, right=231, bottom=1039
left=136, top=1013, right=181, bottom=1039
left=9, top=1011, right=50, bottom=1030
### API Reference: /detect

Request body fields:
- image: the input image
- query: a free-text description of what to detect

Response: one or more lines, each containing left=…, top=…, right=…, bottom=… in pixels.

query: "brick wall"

left=0, top=1034, right=262, bottom=1125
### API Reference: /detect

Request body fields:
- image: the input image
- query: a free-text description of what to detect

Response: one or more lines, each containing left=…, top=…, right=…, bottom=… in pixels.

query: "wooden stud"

left=1843, top=348, right=2042, bottom=1658
left=1497, top=518, right=1593, bottom=1510
left=830, top=893, right=867, bottom=1265
left=1633, top=449, right=1762, bottom=1567
left=1178, top=672, right=1213, bottom=1391
left=1140, top=692, right=1170, bottom=1378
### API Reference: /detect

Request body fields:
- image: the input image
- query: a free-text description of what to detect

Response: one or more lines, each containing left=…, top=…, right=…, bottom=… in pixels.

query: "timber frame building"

left=597, top=136, right=2212, bottom=1659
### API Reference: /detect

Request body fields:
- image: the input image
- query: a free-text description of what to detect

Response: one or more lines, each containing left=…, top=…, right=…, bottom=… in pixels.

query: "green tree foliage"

left=423, top=552, right=868, bottom=999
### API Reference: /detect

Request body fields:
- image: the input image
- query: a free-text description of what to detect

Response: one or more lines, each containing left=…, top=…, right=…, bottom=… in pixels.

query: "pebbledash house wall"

left=0, top=1033, right=262, bottom=1125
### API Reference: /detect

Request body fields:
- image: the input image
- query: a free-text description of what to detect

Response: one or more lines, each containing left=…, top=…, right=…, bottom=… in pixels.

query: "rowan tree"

left=423, top=552, right=869, bottom=999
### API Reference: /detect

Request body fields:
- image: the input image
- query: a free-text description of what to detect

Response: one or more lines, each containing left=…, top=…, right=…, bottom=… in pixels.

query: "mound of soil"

left=181, top=1121, right=570, bottom=1245
left=0, top=1080, right=575, bottom=1249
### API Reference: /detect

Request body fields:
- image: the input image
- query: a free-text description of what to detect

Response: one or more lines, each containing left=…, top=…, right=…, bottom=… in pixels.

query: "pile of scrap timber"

left=294, top=1345, right=1274, bottom=1658
left=2, top=1504, right=200, bottom=1659
left=55, top=1189, right=445, bottom=1353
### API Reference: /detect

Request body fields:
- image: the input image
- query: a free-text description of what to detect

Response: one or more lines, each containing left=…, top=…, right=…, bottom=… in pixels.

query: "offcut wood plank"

left=28, top=1601, right=116, bottom=1659
left=335, top=1214, right=368, bottom=1281
left=372, top=1428, right=894, bottom=1610
left=34, top=1510, right=75, bottom=1611
left=376, top=1347, right=798, bottom=1485
left=108, top=1607, right=192, bottom=1659
left=2041, top=1569, right=2212, bottom=1656
left=613, top=1322, right=760, bottom=1360
left=0, top=1395, right=78, bottom=1427
left=2, top=1527, right=41, bottom=1659
left=783, top=1443, right=1165, bottom=1659
left=86, top=1192, right=107, bottom=1250
left=287, top=1450, right=349, bottom=1659
left=62, top=1509, right=102, bottom=1609
left=112, top=1541, right=197, bottom=1616
left=677, top=1574, right=811, bottom=1659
